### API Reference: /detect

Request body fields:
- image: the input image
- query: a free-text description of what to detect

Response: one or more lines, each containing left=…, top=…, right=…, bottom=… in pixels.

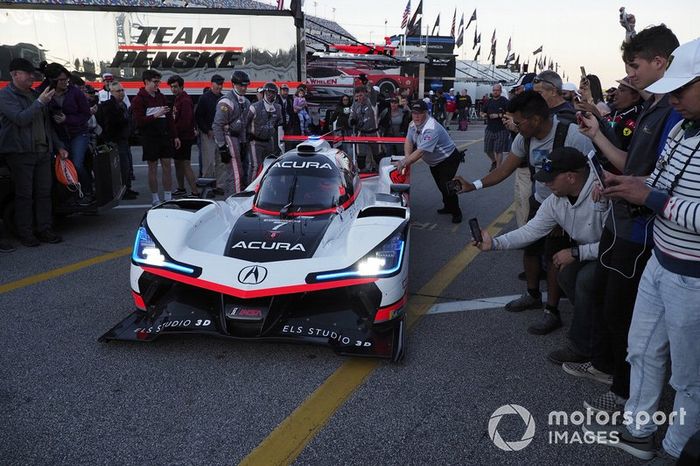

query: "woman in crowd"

left=579, top=73, right=610, bottom=117
left=293, top=88, right=310, bottom=135
left=39, top=62, right=93, bottom=202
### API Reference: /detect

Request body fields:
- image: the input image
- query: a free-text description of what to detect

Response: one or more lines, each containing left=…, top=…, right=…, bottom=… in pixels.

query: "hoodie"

left=130, top=87, right=176, bottom=139
left=493, top=171, right=608, bottom=260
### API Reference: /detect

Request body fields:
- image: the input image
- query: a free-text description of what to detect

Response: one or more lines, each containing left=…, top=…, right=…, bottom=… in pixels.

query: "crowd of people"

left=452, top=22, right=700, bottom=465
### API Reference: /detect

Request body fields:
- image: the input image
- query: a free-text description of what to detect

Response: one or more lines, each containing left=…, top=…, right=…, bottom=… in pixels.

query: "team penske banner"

left=0, top=6, right=302, bottom=91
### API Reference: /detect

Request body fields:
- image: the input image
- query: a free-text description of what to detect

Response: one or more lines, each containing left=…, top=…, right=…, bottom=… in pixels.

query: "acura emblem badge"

left=237, top=265, right=268, bottom=285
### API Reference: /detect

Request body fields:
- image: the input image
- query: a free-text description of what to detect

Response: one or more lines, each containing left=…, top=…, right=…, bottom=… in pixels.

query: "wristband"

left=473, top=179, right=483, bottom=190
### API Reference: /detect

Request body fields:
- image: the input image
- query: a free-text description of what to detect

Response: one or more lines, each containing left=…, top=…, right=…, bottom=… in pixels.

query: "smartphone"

left=580, top=66, right=587, bottom=79
left=468, top=218, right=483, bottom=243
left=48, top=79, right=58, bottom=91
left=587, top=150, right=606, bottom=188
left=446, top=179, right=462, bottom=195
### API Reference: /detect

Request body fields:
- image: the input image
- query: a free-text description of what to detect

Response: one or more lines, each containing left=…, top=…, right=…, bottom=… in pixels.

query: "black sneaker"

left=122, top=190, right=138, bottom=200
left=581, top=422, right=655, bottom=460
left=547, top=346, right=587, bottom=364
left=0, top=240, right=15, bottom=253
left=437, top=207, right=452, bottom=215
left=19, top=235, right=40, bottom=247
left=643, top=449, right=677, bottom=465
left=504, top=293, right=543, bottom=312
left=173, top=188, right=187, bottom=197
left=36, top=229, right=63, bottom=244
left=528, top=310, right=562, bottom=335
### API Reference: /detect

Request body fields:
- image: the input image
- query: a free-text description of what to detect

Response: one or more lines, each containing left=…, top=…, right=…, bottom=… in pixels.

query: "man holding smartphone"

left=472, top=147, right=608, bottom=365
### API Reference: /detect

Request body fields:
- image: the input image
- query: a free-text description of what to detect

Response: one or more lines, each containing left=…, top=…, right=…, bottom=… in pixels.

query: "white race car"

left=100, top=138, right=410, bottom=361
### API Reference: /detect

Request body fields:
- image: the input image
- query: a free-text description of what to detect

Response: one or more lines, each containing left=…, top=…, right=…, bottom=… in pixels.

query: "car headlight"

left=132, top=226, right=196, bottom=275
left=312, top=228, right=406, bottom=281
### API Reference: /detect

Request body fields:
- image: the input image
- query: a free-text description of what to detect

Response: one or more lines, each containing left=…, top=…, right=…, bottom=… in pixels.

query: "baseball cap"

left=645, top=37, right=700, bottom=94
left=102, top=72, right=114, bottom=80
left=280, top=83, right=289, bottom=89
left=9, top=58, right=38, bottom=73
left=410, top=100, right=428, bottom=112
left=562, top=82, right=578, bottom=92
left=211, top=74, right=225, bottom=84
left=533, top=147, right=588, bottom=183
left=616, top=76, right=642, bottom=93
left=514, top=73, right=536, bottom=88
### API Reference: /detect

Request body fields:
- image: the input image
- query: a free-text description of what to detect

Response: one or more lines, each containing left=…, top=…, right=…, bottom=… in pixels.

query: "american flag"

left=277, top=0, right=284, bottom=10
left=401, top=0, right=411, bottom=29
left=450, top=9, right=456, bottom=37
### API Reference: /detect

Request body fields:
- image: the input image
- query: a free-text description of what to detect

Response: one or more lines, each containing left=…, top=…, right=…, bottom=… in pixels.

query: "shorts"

left=173, top=139, right=194, bottom=161
left=142, top=136, right=174, bottom=162
left=484, top=128, right=512, bottom=154
left=523, top=195, right=571, bottom=258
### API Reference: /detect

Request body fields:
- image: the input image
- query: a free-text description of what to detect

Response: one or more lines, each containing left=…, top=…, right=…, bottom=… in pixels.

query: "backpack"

left=522, top=121, right=570, bottom=179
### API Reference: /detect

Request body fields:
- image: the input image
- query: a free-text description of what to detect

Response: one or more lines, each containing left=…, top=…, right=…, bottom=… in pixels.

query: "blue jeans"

left=625, top=252, right=700, bottom=457
left=69, top=132, right=93, bottom=194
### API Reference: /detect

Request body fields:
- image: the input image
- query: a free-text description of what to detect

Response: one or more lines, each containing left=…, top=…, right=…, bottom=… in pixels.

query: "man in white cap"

left=561, top=82, right=579, bottom=103
left=585, top=37, right=700, bottom=465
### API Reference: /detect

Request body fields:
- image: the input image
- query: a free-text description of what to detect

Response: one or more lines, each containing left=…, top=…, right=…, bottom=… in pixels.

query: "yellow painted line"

left=0, top=246, right=132, bottom=295
left=239, top=203, right=515, bottom=466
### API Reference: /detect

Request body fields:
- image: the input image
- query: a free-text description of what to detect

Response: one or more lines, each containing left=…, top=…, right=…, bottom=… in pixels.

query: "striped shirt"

left=644, top=120, right=700, bottom=277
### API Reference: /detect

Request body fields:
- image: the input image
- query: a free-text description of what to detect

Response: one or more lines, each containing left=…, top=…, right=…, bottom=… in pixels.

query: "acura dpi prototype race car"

left=100, top=137, right=410, bottom=361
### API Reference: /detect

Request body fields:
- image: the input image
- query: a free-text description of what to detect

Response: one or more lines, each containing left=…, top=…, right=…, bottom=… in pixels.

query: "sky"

left=299, top=0, right=699, bottom=88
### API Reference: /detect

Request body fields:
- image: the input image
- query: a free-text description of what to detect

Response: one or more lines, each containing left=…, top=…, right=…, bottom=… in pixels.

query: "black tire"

left=377, top=79, right=398, bottom=96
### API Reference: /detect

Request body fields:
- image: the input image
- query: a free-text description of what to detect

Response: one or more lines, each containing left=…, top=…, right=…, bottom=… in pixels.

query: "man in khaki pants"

left=194, top=74, right=224, bottom=187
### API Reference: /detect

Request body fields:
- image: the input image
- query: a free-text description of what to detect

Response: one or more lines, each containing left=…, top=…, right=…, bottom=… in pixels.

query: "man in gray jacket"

left=212, top=70, right=251, bottom=196
left=0, top=58, right=67, bottom=247
left=473, top=147, right=609, bottom=365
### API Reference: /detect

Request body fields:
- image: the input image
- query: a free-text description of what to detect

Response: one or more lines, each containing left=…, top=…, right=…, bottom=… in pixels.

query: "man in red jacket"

left=131, top=70, right=180, bottom=205
left=168, top=75, right=199, bottom=197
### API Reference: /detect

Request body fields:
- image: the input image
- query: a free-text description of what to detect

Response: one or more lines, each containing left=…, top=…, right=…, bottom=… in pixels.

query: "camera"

left=626, top=202, right=652, bottom=218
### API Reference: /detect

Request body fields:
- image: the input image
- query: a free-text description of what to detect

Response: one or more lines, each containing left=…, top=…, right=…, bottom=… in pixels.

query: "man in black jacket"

left=99, top=81, right=138, bottom=199
left=0, top=58, right=66, bottom=246
left=276, top=83, right=296, bottom=136
left=194, top=74, right=224, bottom=179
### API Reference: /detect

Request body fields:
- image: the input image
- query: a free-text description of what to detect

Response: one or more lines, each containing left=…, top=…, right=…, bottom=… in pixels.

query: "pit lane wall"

left=0, top=4, right=305, bottom=96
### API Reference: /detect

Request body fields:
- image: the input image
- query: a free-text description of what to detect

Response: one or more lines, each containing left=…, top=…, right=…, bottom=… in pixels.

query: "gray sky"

left=299, top=0, right=698, bottom=87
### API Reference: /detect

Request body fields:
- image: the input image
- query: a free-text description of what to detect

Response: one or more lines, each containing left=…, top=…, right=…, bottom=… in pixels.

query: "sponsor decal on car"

left=281, top=325, right=373, bottom=347
left=232, top=241, right=306, bottom=251
left=135, top=319, right=212, bottom=334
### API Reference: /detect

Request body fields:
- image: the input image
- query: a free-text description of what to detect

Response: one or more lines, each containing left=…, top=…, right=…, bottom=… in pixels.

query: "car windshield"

left=256, top=172, right=342, bottom=214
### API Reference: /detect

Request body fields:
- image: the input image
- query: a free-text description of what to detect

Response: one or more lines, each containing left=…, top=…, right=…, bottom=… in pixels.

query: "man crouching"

left=472, top=147, right=608, bottom=364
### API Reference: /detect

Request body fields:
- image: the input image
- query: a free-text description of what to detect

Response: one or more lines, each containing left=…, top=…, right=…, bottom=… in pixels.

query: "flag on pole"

left=431, top=13, right=440, bottom=35
left=276, top=0, right=284, bottom=10
left=406, top=0, right=422, bottom=36
left=466, top=9, right=476, bottom=30
left=474, top=46, right=481, bottom=61
left=456, top=13, right=464, bottom=47
left=491, top=40, right=497, bottom=65
left=400, top=0, right=411, bottom=29
left=491, top=29, right=496, bottom=44
left=532, top=45, right=543, bottom=55
left=450, top=9, right=457, bottom=37
left=473, top=32, right=481, bottom=50
left=507, top=37, right=511, bottom=53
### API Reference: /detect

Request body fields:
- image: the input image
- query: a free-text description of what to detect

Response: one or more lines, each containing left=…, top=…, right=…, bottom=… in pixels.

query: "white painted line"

left=426, top=293, right=564, bottom=315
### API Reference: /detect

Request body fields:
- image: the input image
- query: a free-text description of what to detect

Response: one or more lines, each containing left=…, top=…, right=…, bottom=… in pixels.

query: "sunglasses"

left=670, top=78, right=700, bottom=99
left=533, top=76, right=557, bottom=88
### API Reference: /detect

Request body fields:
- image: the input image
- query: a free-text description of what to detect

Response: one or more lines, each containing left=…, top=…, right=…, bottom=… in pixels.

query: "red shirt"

left=173, top=90, right=196, bottom=141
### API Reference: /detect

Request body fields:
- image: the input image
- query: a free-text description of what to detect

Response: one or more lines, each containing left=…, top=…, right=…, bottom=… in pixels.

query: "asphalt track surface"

left=0, top=123, right=662, bottom=465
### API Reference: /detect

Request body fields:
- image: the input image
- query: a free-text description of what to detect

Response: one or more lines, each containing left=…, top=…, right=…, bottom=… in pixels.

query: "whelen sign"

left=0, top=4, right=304, bottom=94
